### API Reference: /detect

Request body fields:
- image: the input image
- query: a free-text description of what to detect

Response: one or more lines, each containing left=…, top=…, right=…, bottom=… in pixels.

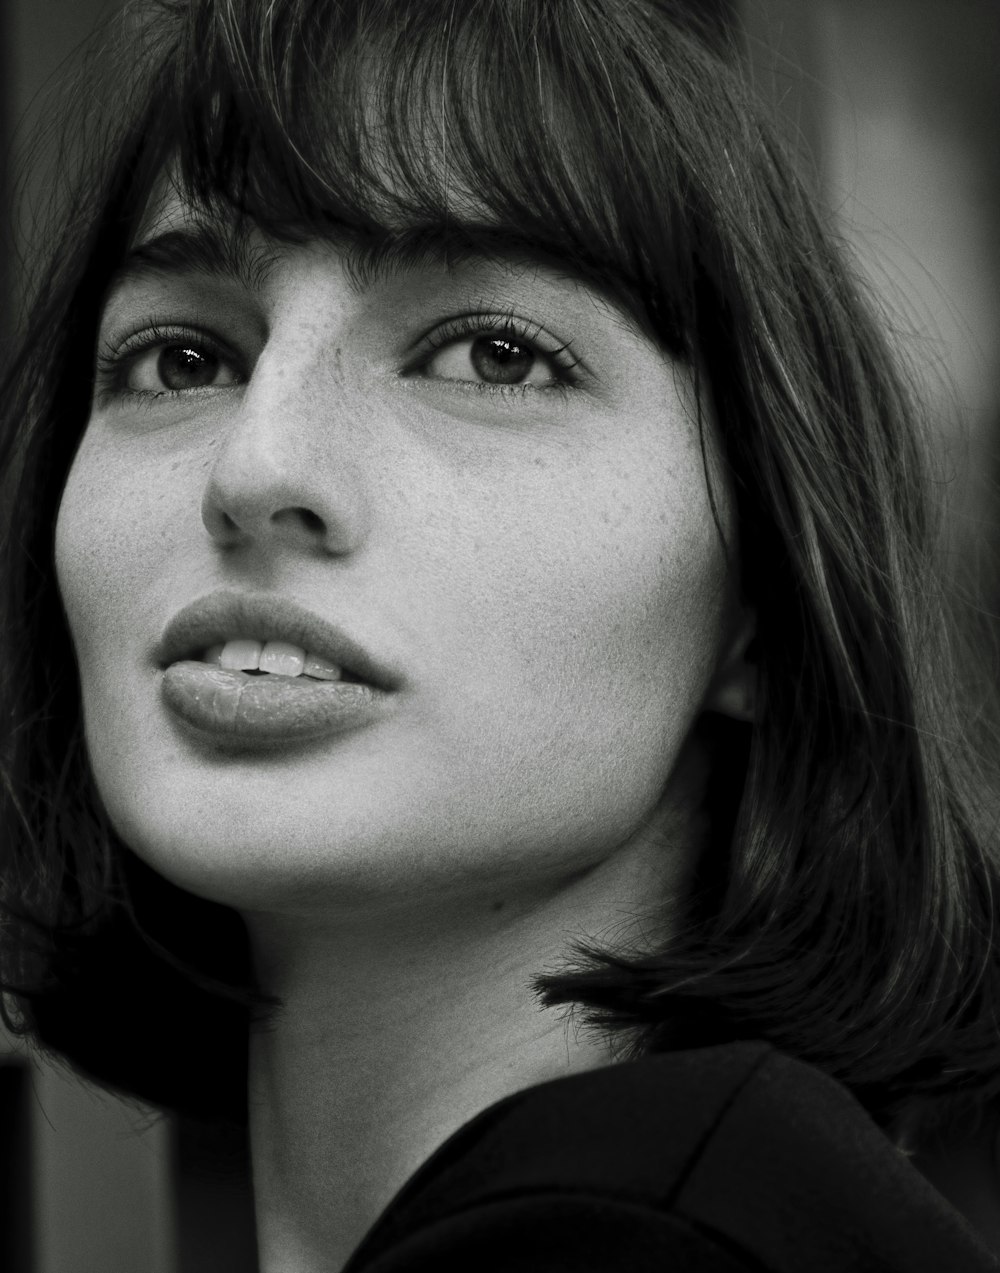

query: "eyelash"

left=408, top=311, right=583, bottom=396
left=94, top=322, right=243, bottom=404
left=93, top=312, right=583, bottom=404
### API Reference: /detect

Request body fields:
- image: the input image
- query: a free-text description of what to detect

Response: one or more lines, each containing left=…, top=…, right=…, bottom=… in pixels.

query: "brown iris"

left=469, top=335, right=536, bottom=384
left=157, top=344, right=221, bottom=391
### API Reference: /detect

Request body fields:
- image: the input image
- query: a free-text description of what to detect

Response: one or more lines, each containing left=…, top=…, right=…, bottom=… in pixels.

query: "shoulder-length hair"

left=2, top=0, right=998, bottom=1130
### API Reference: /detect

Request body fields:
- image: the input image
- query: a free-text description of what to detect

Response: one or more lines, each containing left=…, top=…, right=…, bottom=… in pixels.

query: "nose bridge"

left=201, top=319, right=371, bottom=554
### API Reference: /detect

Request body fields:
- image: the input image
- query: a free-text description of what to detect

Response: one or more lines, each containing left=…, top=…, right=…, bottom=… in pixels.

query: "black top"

left=343, top=1041, right=999, bottom=1271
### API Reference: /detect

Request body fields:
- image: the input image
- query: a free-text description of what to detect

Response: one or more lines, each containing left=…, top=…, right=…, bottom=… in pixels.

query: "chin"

left=90, top=737, right=667, bottom=924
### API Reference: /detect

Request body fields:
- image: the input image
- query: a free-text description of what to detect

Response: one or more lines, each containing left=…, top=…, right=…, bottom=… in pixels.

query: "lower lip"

left=161, top=661, right=393, bottom=746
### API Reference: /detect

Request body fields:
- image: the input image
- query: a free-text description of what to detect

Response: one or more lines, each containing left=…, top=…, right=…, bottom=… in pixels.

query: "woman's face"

left=56, top=193, right=746, bottom=916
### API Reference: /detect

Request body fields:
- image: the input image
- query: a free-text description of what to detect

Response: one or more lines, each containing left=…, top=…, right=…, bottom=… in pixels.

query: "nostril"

left=296, top=508, right=325, bottom=534
left=272, top=506, right=326, bottom=535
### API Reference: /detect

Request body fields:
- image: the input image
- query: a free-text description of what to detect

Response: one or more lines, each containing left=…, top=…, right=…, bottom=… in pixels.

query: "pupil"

left=470, top=336, right=535, bottom=385
left=158, top=345, right=218, bottom=390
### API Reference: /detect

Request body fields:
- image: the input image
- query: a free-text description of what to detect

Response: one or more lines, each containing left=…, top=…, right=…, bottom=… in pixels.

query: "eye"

left=95, top=325, right=245, bottom=400
left=413, top=315, right=581, bottom=391
left=137, top=343, right=238, bottom=393
left=426, top=333, right=551, bottom=387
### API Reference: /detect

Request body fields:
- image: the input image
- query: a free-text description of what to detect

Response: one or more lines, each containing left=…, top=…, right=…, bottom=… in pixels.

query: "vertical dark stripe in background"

left=173, top=1118, right=259, bottom=1273
left=0, top=1062, right=34, bottom=1273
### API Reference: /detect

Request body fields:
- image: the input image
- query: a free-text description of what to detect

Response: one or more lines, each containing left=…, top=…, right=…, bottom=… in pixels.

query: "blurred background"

left=2, top=0, right=999, bottom=1269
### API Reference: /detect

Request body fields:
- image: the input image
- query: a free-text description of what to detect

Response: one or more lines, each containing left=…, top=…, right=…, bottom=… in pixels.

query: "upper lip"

left=155, top=590, right=403, bottom=690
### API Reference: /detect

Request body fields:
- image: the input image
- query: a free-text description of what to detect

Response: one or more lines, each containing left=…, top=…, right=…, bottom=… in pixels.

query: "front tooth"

left=259, top=641, right=306, bottom=676
left=303, top=653, right=342, bottom=681
left=204, top=643, right=225, bottom=666
left=220, top=639, right=262, bottom=671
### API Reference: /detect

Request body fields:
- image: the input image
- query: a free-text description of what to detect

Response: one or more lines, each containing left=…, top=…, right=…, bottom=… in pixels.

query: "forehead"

left=111, top=183, right=647, bottom=328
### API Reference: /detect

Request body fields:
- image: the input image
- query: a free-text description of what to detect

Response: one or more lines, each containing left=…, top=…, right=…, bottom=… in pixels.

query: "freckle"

left=491, top=899, right=505, bottom=913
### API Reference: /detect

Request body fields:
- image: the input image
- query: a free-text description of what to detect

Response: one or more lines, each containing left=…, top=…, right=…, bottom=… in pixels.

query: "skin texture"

left=56, top=194, right=754, bottom=1270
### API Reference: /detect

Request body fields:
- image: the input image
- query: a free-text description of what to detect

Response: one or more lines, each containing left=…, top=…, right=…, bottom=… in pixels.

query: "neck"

left=244, top=822, right=690, bottom=1273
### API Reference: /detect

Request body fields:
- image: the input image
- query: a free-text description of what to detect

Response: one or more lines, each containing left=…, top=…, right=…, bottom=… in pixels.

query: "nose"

left=200, top=352, right=372, bottom=557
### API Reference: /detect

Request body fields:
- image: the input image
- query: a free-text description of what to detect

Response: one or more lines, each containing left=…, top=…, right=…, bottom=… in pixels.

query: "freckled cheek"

left=425, top=477, right=727, bottom=706
left=527, top=541, right=720, bottom=698
left=54, top=437, right=194, bottom=661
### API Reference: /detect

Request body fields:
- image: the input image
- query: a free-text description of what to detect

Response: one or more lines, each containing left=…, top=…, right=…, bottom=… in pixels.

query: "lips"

left=156, top=590, right=401, bottom=689
left=155, top=591, right=401, bottom=747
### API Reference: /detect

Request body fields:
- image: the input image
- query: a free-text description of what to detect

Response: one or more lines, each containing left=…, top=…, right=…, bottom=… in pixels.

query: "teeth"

left=220, top=639, right=262, bottom=671
left=303, top=653, right=343, bottom=681
left=202, top=639, right=342, bottom=681
left=259, top=641, right=305, bottom=677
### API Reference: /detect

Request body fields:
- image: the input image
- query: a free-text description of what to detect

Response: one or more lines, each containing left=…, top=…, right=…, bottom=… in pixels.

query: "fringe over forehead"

left=133, top=0, right=750, bottom=355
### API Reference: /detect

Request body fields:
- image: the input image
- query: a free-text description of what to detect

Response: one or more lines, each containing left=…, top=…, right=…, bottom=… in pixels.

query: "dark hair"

left=2, top=0, right=998, bottom=1132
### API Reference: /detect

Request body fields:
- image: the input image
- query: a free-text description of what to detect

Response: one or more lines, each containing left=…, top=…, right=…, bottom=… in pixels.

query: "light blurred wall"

left=0, top=1018, right=176, bottom=1273
left=747, top=0, right=1000, bottom=595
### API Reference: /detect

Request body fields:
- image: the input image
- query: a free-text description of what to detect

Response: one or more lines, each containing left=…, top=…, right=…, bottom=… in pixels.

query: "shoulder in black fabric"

left=345, top=1040, right=771, bottom=1269
left=344, top=1041, right=1000, bottom=1271
left=675, top=1049, right=1000, bottom=1273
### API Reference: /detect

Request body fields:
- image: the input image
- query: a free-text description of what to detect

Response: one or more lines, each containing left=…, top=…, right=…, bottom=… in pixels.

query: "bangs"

left=137, top=0, right=702, bottom=351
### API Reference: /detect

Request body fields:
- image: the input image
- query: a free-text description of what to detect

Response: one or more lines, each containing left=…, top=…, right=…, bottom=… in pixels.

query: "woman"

left=2, top=0, right=999, bottom=1268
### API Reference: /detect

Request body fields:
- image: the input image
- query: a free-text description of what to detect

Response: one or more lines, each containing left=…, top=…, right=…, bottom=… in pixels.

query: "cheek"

left=404, top=446, right=731, bottom=848
left=54, top=426, right=202, bottom=664
left=445, top=420, right=728, bottom=683
left=55, top=438, right=128, bottom=661
left=466, top=500, right=721, bottom=701
left=54, top=442, right=146, bottom=789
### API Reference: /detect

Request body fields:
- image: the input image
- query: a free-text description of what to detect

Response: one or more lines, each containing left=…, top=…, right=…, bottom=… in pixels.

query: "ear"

left=703, top=607, right=756, bottom=723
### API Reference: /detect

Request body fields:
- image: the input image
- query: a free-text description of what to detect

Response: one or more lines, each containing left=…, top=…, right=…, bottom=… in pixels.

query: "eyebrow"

left=109, top=223, right=281, bottom=294
left=107, top=218, right=622, bottom=301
